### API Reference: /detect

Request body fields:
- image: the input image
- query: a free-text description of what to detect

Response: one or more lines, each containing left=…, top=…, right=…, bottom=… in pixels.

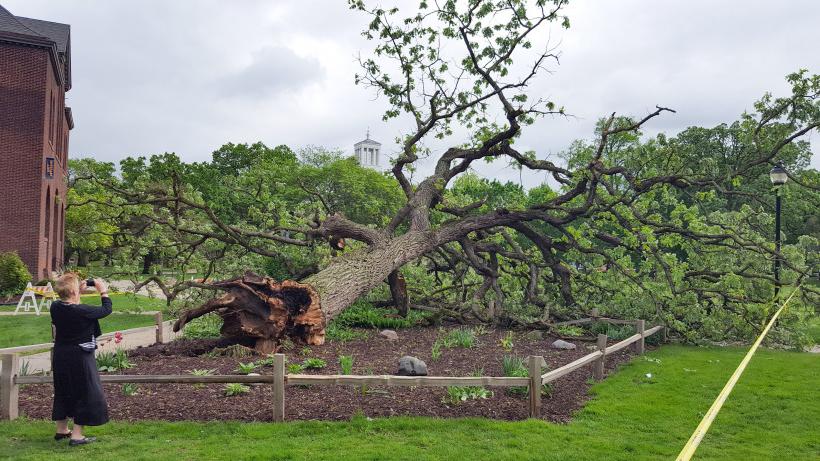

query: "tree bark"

left=142, top=251, right=154, bottom=275
left=388, top=270, right=409, bottom=317
left=302, top=232, right=436, bottom=322
left=77, top=251, right=89, bottom=267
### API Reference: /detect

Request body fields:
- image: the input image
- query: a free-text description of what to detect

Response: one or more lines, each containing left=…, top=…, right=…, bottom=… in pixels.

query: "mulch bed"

left=18, top=327, right=643, bottom=423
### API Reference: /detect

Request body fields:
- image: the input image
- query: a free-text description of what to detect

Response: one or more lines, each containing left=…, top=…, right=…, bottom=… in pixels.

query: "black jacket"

left=50, top=297, right=113, bottom=346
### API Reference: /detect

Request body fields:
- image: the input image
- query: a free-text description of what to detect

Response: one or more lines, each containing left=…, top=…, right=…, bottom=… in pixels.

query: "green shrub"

left=255, top=355, right=275, bottom=367
left=96, top=349, right=133, bottom=372
left=188, top=368, right=216, bottom=376
left=606, top=324, right=636, bottom=341
left=333, top=301, right=430, bottom=329
left=183, top=313, right=222, bottom=339
left=121, top=383, right=139, bottom=396
left=645, top=327, right=664, bottom=346
left=326, top=322, right=369, bottom=342
left=431, top=341, right=443, bottom=361
left=447, top=328, right=477, bottom=348
left=502, top=355, right=529, bottom=396
left=235, top=362, right=257, bottom=374
left=589, top=322, right=635, bottom=341
left=287, top=363, right=305, bottom=374
left=339, top=355, right=354, bottom=374
left=0, top=251, right=31, bottom=297
left=499, top=331, right=514, bottom=351
left=302, top=358, right=327, bottom=369
left=188, top=368, right=215, bottom=389
left=502, top=355, right=551, bottom=397
left=556, top=325, right=585, bottom=337
left=443, top=384, right=493, bottom=404
left=224, top=383, right=250, bottom=396
left=431, top=327, right=479, bottom=360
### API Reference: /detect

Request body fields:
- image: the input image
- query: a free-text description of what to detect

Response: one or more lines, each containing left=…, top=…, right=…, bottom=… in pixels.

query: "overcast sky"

left=5, top=0, right=819, bottom=185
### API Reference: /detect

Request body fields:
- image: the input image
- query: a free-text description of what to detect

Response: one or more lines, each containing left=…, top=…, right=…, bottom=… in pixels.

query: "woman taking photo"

left=50, top=273, right=112, bottom=446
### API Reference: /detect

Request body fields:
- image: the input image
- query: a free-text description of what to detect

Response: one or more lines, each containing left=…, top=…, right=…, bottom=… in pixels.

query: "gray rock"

left=379, top=329, right=398, bottom=340
left=247, top=372, right=263, bottom=386
left=397, top=356, right=428, bottom=376
left=523, top=330, right=544, bottom=341
left=552, top=339, right=577, bottom=350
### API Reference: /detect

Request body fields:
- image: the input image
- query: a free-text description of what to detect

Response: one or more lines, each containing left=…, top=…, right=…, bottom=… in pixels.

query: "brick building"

left=0, top=4, right=72, bottom=279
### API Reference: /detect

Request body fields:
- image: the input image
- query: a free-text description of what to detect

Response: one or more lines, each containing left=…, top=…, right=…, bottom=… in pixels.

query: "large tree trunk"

left=388, top=270, right=409, bottom=317
left=302, top=233, right=434, bottom=321
left=174, top=233, right=435, bottom=351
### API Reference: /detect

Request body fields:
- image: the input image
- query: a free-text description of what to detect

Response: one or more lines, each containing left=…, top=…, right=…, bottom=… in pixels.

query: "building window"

left=49, top=93, right=55, bottom=145
left=45, top=158, right=56, bottom=178
left=45, top=158, right=55, bottom=178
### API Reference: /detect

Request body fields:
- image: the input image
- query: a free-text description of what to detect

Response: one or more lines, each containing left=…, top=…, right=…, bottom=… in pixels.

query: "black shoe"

left=54, top=433, right=72, bottom=441
left=69, top=437, right=97, bottom=446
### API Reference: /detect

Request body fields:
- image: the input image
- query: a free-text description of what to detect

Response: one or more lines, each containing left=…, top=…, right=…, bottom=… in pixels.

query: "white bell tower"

left=354, top=129, right=381, bottom=169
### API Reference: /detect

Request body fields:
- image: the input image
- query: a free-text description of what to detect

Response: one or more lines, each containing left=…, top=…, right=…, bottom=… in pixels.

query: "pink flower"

left=114, top=331, right=123, bottom=344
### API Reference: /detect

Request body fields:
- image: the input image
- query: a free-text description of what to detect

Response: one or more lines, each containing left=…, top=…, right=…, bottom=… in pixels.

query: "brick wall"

left=0, top=42, right=68, bottom=280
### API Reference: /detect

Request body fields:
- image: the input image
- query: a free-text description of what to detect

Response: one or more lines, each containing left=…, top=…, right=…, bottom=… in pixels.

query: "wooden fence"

left=1, top=318, right=664, bottom=422
left=0, top=313, right=169, bottom=356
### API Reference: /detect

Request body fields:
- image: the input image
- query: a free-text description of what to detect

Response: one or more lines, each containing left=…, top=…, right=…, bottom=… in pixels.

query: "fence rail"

left=1, top=318, right=664, bottom=422
left=0, top=317, right=171, bottom=355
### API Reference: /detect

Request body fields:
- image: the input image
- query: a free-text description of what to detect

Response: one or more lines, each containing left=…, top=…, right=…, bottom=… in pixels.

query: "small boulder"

left=551, top=339, right=577, bottom=350
left=397, top=356, right=428, bottom=376
left=379, top=329, right=399, bottom=341
left=247, top=372, right=263, bottom=386
left=523, top=330, right=544, bottom=341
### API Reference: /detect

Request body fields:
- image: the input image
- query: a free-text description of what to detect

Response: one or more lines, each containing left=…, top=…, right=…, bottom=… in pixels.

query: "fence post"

left=590, top=308, right=599, bottom=319
left=593, top=334, right=607, bottom=380
left=634, top=319, right=645, bottom=355
left=154, top=312, right=164, bottom=344
left=1, top=353, right=19, bottom=420
left=272, top=353, right=285, bottom=422
left=527, top=355, right=544, bottom=418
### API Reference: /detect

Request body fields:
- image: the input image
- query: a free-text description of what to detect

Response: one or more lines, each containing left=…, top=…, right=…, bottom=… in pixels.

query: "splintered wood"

left=173, top=271, right=324, bottom=353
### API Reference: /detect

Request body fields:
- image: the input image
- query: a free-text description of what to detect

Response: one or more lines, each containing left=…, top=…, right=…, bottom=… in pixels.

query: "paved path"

left=109, top=280, right=168, bottom=300
left=11, top=320, right=181, bottom=374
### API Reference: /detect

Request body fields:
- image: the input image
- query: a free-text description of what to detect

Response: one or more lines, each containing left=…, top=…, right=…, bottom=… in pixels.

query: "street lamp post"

left=769, top=162, right=788, bottom=298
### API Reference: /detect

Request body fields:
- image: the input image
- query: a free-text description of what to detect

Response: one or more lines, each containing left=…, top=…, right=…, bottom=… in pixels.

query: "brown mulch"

left=18, top=327, right=641, bottom=423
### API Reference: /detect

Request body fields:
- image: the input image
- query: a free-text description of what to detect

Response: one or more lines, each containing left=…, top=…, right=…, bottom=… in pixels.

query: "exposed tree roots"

left=173, top=271, right=324, bottom=353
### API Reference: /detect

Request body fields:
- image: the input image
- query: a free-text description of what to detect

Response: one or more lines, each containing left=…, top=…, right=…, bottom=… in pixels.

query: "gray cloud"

left=2, top=0, right=817, bottom=177
left=217, top=46, right=323, bottom=99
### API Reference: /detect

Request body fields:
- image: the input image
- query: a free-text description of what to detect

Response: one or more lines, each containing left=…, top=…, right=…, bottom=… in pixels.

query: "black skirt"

left=51, top=344, right=109, bottom=426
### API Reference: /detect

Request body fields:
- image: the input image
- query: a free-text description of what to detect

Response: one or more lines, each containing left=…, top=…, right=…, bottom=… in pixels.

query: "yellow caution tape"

left=675, top=285, right=802, bottom=461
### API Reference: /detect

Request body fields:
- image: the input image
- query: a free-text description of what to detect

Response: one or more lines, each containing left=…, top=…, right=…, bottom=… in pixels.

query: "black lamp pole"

left=769, top=163, right=788, bottom=299
left=774, top=189, right=782, bottom=298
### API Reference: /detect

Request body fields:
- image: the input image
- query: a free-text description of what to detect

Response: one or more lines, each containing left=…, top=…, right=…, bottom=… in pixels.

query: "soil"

left=18, top=327, right=644, bottom=423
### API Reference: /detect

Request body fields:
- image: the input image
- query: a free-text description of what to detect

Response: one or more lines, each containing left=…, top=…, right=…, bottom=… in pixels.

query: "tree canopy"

left=67, top=1, right=819, bottom=347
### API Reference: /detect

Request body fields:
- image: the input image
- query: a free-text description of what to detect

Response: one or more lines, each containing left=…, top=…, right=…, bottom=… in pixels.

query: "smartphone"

left=86, top=278, right=95, bottom=287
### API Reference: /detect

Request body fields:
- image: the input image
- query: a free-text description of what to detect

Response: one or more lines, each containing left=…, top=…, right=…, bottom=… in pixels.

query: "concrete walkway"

left=11, top=320, right=181, bottom=374
left=109, top=280, right=168, bottom=299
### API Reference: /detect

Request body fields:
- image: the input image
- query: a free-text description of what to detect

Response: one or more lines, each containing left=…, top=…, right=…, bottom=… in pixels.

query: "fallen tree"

left=85, top=1, right=818, bottom=348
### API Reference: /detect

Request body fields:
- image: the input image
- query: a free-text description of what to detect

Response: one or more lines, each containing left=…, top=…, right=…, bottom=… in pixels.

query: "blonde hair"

left=55, top=273, right=80, bottom=300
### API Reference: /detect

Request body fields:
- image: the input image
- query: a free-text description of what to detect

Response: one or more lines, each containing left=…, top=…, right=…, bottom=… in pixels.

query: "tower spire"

left=366, top=127, right=370, bottom=139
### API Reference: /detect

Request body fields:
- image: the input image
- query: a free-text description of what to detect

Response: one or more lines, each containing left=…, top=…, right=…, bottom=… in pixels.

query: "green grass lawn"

left=0, top=313, right=156, bottom=349
left=1, top=345, right=817, bottom=460
left=1, top=293, right=169, bottom=314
